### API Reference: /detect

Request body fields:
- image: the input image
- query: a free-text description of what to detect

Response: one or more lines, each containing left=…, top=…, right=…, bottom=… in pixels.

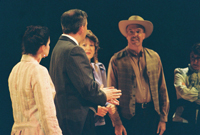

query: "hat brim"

left=118, top=20, right=153, bottom=38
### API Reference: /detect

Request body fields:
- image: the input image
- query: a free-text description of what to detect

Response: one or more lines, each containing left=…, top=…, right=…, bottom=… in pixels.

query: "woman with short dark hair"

left=8, top=25, right=62, bottom=135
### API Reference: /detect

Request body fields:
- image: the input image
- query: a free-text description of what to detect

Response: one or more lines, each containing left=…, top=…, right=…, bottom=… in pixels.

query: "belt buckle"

left=141, top=103, right=146, bottom=109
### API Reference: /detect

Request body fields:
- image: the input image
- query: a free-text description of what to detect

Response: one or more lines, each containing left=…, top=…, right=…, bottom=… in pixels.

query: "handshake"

left=100, top=85, right=122, bottom=105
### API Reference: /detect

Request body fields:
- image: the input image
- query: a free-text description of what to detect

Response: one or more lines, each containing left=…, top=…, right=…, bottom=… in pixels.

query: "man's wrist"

left=108, top=112, right=122, bottom=127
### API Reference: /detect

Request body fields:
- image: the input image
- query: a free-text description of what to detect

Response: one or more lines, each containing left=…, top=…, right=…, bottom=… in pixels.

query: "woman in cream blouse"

left=8, top=26, right=62, bottom=135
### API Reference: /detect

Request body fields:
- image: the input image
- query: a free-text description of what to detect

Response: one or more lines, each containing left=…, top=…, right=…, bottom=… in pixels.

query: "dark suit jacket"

left=49, top=35, right=107, bottom=135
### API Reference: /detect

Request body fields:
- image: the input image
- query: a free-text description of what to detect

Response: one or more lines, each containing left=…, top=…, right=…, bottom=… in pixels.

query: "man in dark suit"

left=49, top=9, right=121, bottom=135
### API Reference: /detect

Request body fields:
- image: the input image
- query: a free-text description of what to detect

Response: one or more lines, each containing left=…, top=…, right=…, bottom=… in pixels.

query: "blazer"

left=49, top=35, right=107, bottom=135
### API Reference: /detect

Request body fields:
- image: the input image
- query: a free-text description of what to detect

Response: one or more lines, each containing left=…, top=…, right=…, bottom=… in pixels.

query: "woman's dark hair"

left=86, top=30, right=100, bottom=63
left=22, top=25, right=50, bottom=55
left=61, top=9, right=88, bottom=34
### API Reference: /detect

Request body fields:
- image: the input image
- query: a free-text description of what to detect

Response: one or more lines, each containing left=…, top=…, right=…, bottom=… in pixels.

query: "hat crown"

left=119, top=15, right=153, bottom=38
left=128, top=15, right=144, bottom=21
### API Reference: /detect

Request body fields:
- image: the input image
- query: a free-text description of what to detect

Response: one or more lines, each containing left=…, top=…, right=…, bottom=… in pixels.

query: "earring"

left=43, top=54, right=46, bottom=58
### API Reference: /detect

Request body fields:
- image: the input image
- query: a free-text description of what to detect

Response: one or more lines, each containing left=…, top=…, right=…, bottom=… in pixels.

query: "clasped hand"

left=96, top=104, right=117, bottom=117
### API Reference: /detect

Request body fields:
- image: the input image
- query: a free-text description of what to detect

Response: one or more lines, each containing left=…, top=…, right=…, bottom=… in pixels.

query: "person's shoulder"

left=8, top=62, right=21, bottom=78
left=174, top=67, right=189, bottom=74
left=112, top=48, right=127, bottom=60
left=31, top=64, right=51, bottom=83
left=55, top=36, right=77, bottom=48
left=70, top=45, right=85, bottom=54
left=62, top=40, right=76, bottom=49
left=144, top=47, right=159, bottom=56
left=34, top=63, right=49, bottom=73
left=11, top=62, right=21, bottom=70
left=53, top=39, right=82, bottom=55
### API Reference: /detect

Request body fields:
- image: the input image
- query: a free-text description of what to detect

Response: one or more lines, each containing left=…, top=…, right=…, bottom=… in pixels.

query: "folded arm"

left=174, top=68, right=198, bottom=102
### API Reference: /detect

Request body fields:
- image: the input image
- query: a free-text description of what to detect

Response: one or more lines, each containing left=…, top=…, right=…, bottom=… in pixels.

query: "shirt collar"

left=21, top=54, right=39, bottom=64
left=91, top=62, right=106, bottom=71
left=62, top=34, right=79, bottom=45
left=188, top=64, right=200, bottom=73
left=126, top=46, right=143, bottom=57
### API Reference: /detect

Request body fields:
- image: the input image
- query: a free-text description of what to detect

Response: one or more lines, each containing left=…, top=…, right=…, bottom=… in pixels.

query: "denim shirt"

left=91, top=62, right=107, bottom=126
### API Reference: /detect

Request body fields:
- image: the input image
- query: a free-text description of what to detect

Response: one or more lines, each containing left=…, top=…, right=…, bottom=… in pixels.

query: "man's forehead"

left=127, top=24, right=143, bottom=29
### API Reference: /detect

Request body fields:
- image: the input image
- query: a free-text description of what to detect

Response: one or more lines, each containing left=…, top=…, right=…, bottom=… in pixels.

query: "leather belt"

left=136, top=102, right=153, bottom=109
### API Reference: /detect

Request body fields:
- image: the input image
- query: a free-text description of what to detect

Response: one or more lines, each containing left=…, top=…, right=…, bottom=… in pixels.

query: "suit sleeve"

left=66, top=46, right=107, bottom=106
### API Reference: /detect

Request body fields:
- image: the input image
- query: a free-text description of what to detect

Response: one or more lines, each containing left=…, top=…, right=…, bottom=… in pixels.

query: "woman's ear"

left=37, top=45, right=45, bottom=54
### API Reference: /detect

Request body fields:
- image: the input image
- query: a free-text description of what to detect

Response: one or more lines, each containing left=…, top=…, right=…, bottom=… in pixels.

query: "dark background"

left=1, top=0, right=200, bottom=134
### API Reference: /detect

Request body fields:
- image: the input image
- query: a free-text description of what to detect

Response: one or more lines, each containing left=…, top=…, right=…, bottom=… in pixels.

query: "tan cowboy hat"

left=118, top=15, right=153, bottom=38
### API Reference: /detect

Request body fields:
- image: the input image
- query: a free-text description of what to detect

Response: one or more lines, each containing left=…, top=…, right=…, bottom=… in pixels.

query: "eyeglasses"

left=190, top=55, right=200, bottom=62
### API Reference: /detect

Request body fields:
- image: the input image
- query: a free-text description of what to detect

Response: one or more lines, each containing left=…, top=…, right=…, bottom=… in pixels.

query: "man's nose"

left=132, top=32, right=138, bottom=36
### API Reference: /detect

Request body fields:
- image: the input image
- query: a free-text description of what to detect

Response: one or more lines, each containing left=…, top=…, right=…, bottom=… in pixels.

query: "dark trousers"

left=61, top=109, right=96, bottom=135
left=95, top=114, right=115, bottom=135
left=121, top=102, right=159, bottom=135
left=82, top=109, right=96, bottom=135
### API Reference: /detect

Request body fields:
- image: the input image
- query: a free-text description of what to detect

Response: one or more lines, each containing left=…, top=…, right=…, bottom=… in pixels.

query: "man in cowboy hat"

left=107, top=15, right=169, bottom=135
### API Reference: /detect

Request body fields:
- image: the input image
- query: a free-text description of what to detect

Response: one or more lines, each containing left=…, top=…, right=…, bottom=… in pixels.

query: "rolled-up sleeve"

left=157, top=54, right=169, bottom=122
left=107, top=57, right=122, bottom=126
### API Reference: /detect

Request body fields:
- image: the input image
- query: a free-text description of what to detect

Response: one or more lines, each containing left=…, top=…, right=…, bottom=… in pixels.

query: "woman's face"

left=43, top=37, right=50, bottom=57
left=80, top=37, right=95, bottom=62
